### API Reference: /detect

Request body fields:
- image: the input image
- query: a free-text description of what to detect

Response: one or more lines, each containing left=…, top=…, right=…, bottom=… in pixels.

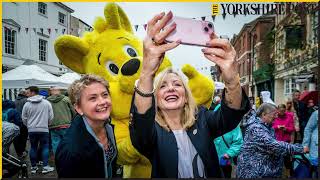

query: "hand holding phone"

left=164, top=16, right=214, bottom=47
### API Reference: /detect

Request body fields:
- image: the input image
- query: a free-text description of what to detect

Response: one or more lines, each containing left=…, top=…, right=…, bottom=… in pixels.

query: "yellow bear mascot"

left=55, top=3, right=214, bottom=178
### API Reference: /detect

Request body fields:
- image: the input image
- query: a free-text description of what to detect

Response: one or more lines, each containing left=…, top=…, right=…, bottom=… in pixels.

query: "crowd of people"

left=2, top=11, right=318, bottom=178
left=210, top=89, right=318, bottom=178
left=3, top=85, right=74, bottom=175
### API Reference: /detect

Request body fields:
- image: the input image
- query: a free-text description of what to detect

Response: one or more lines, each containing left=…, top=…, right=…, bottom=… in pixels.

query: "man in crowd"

left=47, top=86, right=75, bottom=155
left=22, top=86, right=54, bottom=174
left=292, top=90, right=308, bottom=142
left=13, top=90, right=29, bottom=158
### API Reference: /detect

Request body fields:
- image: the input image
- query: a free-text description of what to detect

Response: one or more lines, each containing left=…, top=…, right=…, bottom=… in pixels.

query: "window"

left=39, top=39, right=47, bottom=61
left=38, top=2, right=47, bottom=15
left=284, top=78, right=296, bottom=95
left=4, top=27, right=16, bottom=55
left=59, top=12, right=66, bottom=25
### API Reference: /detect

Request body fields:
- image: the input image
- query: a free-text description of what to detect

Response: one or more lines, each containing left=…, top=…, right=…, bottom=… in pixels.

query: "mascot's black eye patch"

left=97, top=53, right=101, bottom=65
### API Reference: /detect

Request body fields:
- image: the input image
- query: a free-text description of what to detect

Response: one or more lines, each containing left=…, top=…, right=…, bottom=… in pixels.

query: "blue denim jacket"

left=302, top=110, right=318, bottom=163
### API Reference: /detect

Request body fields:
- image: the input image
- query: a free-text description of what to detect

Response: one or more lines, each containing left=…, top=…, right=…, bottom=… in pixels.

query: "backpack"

left=2, top=108, right=13, bottom=122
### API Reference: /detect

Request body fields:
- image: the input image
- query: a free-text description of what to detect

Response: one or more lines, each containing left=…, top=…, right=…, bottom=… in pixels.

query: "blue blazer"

left=130, top=89, right=250, bottom=178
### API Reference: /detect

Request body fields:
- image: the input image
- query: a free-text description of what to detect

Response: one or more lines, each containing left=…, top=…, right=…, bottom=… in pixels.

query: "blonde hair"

left=154, top=68, right=197, bottom=131
left=68, top=74, right=110, bottom=106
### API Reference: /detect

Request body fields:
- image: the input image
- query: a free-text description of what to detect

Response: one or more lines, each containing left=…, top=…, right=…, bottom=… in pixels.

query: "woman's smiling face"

left=156, top=73, right=186, bottom=111
left=75, top=82, right=112, bottom=122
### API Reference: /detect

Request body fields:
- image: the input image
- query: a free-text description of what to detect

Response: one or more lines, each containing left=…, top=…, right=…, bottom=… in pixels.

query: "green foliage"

left=253, top=63, right=274, bottom=83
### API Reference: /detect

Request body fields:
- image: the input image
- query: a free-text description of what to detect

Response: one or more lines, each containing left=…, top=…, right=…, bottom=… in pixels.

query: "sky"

left=64, top=2, right=260, bottom=78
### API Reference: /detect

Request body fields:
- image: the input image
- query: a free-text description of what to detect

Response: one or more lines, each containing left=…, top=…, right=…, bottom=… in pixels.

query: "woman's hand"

left=141, top=11, right=181, bottom=77
left=135, top=11, right=180, bottom=114
left=202, top=34, right=238, bottom=85
left=202, top=34, right=242, bottom=109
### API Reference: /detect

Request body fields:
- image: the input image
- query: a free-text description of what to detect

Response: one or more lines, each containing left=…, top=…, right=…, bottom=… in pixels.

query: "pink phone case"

left=164, top=16, right=214, bottom=47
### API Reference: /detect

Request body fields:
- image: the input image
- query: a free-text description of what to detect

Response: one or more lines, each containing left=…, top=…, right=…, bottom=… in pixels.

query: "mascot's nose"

left=121, top=58, right=140, bottom=76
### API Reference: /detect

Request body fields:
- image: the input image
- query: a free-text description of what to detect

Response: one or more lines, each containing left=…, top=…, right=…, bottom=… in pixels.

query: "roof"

left=54, top=2, right=74, bottom=13
left=231, top=15, right=275, bottom=45
left=2, top=19, right=21, bottom=28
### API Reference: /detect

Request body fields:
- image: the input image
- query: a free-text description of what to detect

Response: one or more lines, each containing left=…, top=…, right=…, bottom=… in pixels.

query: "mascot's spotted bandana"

left=55, top=3, right=214, bottom=178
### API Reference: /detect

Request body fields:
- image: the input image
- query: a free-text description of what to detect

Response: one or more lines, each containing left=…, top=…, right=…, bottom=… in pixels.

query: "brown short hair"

left=68, top=74, right=110, bottom=106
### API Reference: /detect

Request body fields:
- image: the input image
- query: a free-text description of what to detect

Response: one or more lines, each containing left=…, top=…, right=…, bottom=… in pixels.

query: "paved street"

left=8, top=139, right=57, bottom=178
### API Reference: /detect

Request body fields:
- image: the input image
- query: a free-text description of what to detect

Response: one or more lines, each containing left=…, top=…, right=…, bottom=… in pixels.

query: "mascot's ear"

left=104, top=3, right=133, bottom=34
left=54, top=35, right=89, bottom=74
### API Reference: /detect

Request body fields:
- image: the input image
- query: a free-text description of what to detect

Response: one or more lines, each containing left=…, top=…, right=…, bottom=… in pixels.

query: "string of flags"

left=4, top=15, right=217, bottom=34
left=4, top=26, right=68, bottom=35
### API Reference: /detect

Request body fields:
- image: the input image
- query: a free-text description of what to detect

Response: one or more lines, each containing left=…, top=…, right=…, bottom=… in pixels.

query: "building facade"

left=70, top=15, right=92, bottom=37
left=2, top=2, right=74, bottom=75
left=231, top=15, right=274, bottom=98
left=273, top=4, right=318, bottom=104
left=231, top=23, right=252, bottom=96
left=249, top=15, right=275, bottom=99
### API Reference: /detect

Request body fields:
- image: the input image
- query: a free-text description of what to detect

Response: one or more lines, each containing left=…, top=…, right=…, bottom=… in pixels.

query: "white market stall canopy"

left=2, top=65, right=69, bottom=89
left=58, top=72, right=81, bottom=84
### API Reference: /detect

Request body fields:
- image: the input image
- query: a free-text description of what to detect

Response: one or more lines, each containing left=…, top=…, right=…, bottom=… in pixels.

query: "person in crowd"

left=273, top=104, right=295, bottom=177
left=22, top=86, right=54, bottom=174
left=249, top=97, right=256, bottom=110
left=272, top=104, right=295, bottom=143
left=302, top=110, right=318, bottom=178
left=2, top=99, right=26, bottom=157
left=292, top=89, right=308, bottom=141
left=306, top=99, right=318, bottom=120
left=214, top=124, right=243, bottom=178
left=39, top=90, right=49, bottom=98
left=209, top=96, right=221, bottom=111
left=129, top=11, right=250, bottom=178
left=255, top=96, right=261, bottom=109
left=13, top=90, right=29, bottom=158
left=236, top=103, right=305, bottom=178
left=47, top=86, right=75, bottom=155
left=286, top=99, right=299, bottom=132
left=55, top=75, right=117, bottom=178
left=260, top=91, right=276, bottom=105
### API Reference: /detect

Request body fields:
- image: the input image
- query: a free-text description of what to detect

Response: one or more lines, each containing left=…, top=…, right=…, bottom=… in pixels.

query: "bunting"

left=212, top=15, right=216, bottom=22
left=8, top=13, right=233, bottom=35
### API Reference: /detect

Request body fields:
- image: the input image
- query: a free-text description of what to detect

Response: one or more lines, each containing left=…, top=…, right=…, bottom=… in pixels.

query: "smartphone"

left=164, top=16, right=214, bottom=47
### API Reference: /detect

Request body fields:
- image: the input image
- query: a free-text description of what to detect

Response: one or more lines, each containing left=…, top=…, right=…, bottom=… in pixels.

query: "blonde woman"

left=286, top=98, right=300, bottom=143
left=55, top=75, right=117, bottom=178
left=129, top=11, right=250, bottom=178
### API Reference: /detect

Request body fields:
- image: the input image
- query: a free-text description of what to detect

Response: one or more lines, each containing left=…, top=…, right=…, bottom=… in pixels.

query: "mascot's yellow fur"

left=55, top=3, right=214, bottom=178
